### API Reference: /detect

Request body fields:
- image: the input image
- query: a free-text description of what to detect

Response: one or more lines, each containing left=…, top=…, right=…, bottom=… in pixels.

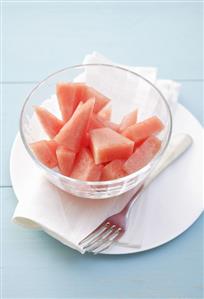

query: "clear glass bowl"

left=20, top=64, right=172, bottom=199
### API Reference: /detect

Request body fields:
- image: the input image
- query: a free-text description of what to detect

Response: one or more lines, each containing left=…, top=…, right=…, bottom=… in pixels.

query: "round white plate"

left=10, top=104, right=203, bottom=254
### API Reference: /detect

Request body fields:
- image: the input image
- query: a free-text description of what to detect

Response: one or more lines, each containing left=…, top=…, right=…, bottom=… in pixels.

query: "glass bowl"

left=20, top=64, right=172, bottom=199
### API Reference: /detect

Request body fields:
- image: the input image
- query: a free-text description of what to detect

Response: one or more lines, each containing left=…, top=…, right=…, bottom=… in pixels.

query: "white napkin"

left=12, top=52, right=181, bottom=253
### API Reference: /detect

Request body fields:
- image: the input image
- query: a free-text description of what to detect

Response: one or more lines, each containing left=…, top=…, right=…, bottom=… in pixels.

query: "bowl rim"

left=20, top=63, right=172, bottom=186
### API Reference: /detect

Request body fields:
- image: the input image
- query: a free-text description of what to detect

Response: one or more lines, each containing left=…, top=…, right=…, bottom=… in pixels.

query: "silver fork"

left=79, top=134, right=193, bottom=254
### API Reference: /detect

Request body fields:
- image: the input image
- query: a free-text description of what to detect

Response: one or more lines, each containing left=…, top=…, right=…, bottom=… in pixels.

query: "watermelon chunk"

left=90, top=127, right=134, bottom=164
left=97, top=115, right=119, bottom=132
left=103, top=120, right=120, bottom=132
left=70, top=148, right=102, bottom=181
left=123, top=136, right=161, bottom=174
left=101, top=159, right=126, bottom=181
left=54, top=98, right=95, bottom=153
left=87, top=114, right=105, bottom=131
left=119, top=109, right=137, bottom=132
left=35, top=106, right=63, bottom=138
left=30, top=140, right=57, bottom=168
left=97, top=104, right=112, bottom=121
left=74, top=83, right=87, bottom=102
left=122, top=116, right=164, bottom=144
left=47, top=140, right=58, bottom=154
left=56, top=146, right=76, bottom=176
left=86, top=86, right=110, bottom=113
left=56, top=82, right=79, bottom=122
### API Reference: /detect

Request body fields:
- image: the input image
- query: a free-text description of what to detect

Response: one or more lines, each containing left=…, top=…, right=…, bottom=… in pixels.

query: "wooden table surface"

left=1, top=2, right=203, bottom=298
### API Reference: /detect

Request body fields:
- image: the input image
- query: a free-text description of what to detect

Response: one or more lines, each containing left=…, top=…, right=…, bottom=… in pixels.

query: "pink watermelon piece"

left=30, top=140, right=58, bottom=168
left=122, top=116, right=164, bottom=144
left=104, top=120, right=120, bottom=132
left=86, top=164, right=103, bottom=181
left=35, top=106, right=63, bottom=138
left=119, top=109, right=137, bottom=133
left=56, top=82, right=79, bottom=122
left=74, top=83, right=87, bottom=102
left=97, top=116, right=119, bottom=132
left=75, top=101, right=83, bottom=112
left=86, top=86, right=110, bottom=113
left=97, top=104, right=112, bottom=121
left=101, top=159, right=127, bottom=181
left=70, top=148, right=102, bottom=181
left=87, top=114, right=105, bottom=131
left=54, top=98, right=95, bottom=153
left=123, top=136, right=162, bottom=174
left=47, top=140, right=58, bottom=154
left=84, top=114, right=105, bottom=147
left=90, top=127, right=134, bottom=164
left=56, top=146, right=76, bottom=176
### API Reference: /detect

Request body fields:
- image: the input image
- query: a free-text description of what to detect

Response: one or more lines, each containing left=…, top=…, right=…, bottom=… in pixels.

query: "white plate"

left=10, top=104, right=203, bottom=254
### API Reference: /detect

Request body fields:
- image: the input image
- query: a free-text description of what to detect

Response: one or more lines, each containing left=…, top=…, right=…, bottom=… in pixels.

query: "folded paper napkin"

left=12, top=52, right=181, bottom=253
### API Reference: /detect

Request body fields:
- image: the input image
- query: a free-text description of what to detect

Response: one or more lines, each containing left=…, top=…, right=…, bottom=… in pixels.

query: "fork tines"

left=79, top=221, right=123, bottom=254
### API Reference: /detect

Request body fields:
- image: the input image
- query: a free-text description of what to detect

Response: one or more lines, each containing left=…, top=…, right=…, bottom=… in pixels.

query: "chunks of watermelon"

left=123, top=136, right=161, bottom=174
left=101, top=159, right=127, bottom=181
left=56, top=83, right=110, bottom=119
left=56, top=146, right=76, bottom=176
left=122, top=116, right=164, bottom=144
left=90, top=127, right=134, bottom=164
left=102, top=120, right=120, bottom=132
left=32, top=82, right=165, bottom=182
left=86, top=86, right=110, bottom=113
left=96, top=115, right=119, bottom=132
left=30, top=140, right=58, bottom=168
left=35, top=106, right=63, bottom=138
left=97, top=104, right=112, bottom=121
left=70, top=148, right=102, bottom=181
left=56, top=82, right=79, bottom=122
left=54, top=98, right=95, bottom=153
left=47, top=140, right=58, bottom=154
left=119, top=109, right=137, bottom=133
left=87, top=114, right=105, bottom=131
left=74, top=83, right=87, bottom=103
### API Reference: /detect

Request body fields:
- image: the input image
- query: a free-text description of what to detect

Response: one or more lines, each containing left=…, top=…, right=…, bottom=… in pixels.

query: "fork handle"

left=122, top=133, right=193, bottom=217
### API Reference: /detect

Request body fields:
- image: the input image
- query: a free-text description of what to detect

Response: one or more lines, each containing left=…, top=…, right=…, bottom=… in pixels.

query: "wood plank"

left=2, top=2, right=203, bottom=81
left=1, top=83, right=35, bottom=186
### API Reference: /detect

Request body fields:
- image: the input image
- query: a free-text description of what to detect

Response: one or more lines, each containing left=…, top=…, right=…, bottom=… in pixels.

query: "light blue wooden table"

left=1, top=2, right=203, bottom=298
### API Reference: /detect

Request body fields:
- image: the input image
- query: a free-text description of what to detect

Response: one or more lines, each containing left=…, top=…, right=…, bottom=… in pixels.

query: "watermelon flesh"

left=96, top=115, right=119, bottom=132
left=32, top=82, right=165, bottom=181
left=122, top=116, right=164, bottom=144
left=90, top=127, right=134, bottom=164
left=54, top=98, right=95, bottom=153
left=35, top=106, right=63, bottom=138
left=70, top=148, right=102, bottom=181
left=97, top=104, right=112, bottom=121
left=56, top=146, right=76, bottom=176
left=56, top=83, right=79, bottom=122
left=87, top=114, right=105, bottom=131
left=119, top=109, right=137, bottom=132
left=102, top=120, right=120, bottom=132
left=101, top=159, right=126, bottom=181
left=123, top=136, right=162, bottom=174
left=30, top=140, right=58, bottom=168
left=47, top=140, right=58, bottom=154
left=57, top=83, right=110, bottom=118
left=86, top=86, right=110, bottom=113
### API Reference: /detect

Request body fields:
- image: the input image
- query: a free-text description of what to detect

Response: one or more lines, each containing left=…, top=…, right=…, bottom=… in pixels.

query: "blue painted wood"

left=2, top=2, right=203, bottom=81
left=1, top=83, right=35, bottom=186
left=2, top=188, right=203, bottom=298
